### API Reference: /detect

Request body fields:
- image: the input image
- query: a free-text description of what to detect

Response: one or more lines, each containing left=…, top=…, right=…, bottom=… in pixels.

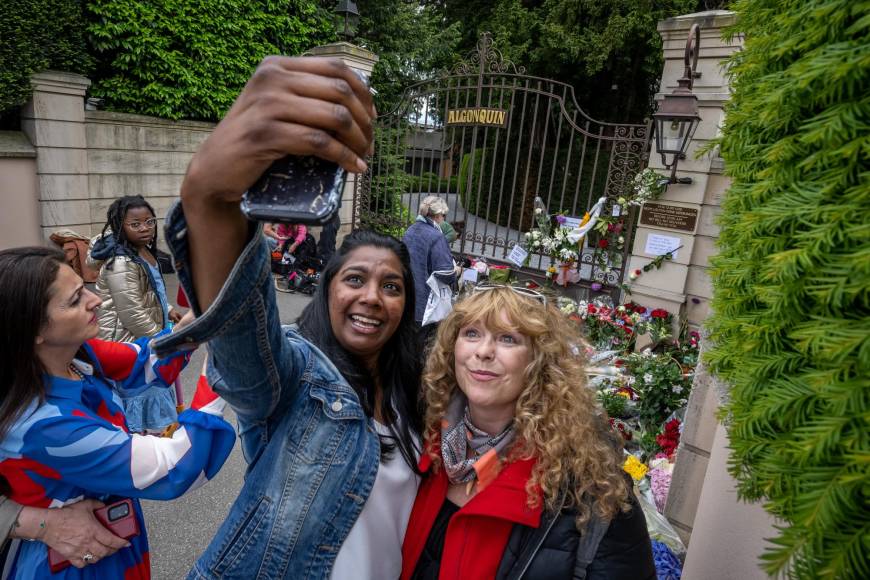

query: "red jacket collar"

left=417, top=450, right=543, bottom=528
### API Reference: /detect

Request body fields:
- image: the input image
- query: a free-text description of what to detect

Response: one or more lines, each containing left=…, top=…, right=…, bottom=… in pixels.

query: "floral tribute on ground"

left=556, top=293, right=699, bottom=574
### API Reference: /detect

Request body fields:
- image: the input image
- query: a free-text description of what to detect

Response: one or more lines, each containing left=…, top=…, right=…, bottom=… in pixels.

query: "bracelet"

left=13, top=514, right=46, bottom=542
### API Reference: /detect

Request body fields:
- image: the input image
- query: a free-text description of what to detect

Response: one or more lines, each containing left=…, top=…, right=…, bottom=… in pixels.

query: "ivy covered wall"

left=706, top=0, right=869, bottom=578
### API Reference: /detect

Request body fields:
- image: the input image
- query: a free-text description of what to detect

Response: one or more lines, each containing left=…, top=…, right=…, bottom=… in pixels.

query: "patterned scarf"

left=441, top=393, right=516, bottom=492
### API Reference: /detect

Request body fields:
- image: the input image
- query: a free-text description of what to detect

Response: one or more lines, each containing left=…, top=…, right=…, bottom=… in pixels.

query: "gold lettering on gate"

left=445, top=108, right=509, bottom=127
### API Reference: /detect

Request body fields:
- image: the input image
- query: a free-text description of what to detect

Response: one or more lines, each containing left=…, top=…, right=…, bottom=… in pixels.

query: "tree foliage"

left=86, top=0, right=335, bottom=121
left=0, top=0, right=93, bottom=120
left=431, top=0, right=699, bottom=122
left=706, top=0, right=870, bottom=577
left=354, top=0, right=461, bottom=115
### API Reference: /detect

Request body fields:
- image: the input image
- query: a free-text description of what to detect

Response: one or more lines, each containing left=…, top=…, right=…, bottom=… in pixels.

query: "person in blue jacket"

left=403, top=196, right=458, bottom=324
left=0, top=246, right=235, bottom=579
left=152, top=57, right=426, bottom=579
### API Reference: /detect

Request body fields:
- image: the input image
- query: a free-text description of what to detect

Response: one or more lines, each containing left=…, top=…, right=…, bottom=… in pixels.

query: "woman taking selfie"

left=0, top=247, right=235, bottom=578
left=401, top=286, right=656, bottom=579
left=153, top=57, right=424, bottom=578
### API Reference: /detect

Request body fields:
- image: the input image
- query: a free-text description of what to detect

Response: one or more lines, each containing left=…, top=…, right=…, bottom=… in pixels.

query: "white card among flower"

left=461, top=267, right=479, bottom=283
left=644, top=233, right=681, bottom=260
left=559, top=216, right=583, bottom=230
left=507, top=244, right=529, bottom=267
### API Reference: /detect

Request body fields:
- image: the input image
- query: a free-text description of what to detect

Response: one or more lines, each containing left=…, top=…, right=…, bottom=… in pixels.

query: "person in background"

left=403, top=196, right=458, bottom=324
left=262, top=222, right=282, bottom=252
left=0, top=246, right=234, bottom=578
left=402, top=285, right=655, bottom=579
left=316, top=211, right=342, bottom=264
left=87, top=195, right=184, bottom=433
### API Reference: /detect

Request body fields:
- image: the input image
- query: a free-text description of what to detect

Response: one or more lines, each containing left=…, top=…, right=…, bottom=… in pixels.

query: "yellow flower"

left=623, top=455, right=648, bottom=481
left=616, top=391, right=631, bottom=399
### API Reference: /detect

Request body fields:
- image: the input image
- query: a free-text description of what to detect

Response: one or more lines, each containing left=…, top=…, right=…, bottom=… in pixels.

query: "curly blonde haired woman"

left=401, top=285, right=655, bottom=580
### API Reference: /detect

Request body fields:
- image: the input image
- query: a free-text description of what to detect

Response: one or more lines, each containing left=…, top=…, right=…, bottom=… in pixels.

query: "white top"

left=330, top=420, right=421, bottom=580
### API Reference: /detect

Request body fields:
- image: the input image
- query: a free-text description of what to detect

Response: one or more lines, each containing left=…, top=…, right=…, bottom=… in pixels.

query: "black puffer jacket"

left=495, top=490, right=656, bottom=580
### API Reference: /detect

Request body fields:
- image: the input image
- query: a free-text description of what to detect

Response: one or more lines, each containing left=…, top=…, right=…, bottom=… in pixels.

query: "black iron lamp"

left=653, top=23, right=702, bottom=185
left=335, top=0, right=360, bottom=42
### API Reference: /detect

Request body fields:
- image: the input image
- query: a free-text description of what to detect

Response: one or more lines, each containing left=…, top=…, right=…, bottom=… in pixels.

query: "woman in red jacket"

left=401, top=285, right=655, bottom=580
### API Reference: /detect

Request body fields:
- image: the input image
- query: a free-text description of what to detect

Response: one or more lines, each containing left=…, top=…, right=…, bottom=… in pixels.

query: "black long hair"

left=101, top=195, right=158, bottom=265
left=0, top=247, right=66, bottom=439
left=297, top=230, right=423, bottom=473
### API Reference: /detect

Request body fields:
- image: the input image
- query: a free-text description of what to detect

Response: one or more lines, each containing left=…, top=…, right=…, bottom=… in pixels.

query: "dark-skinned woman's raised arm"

left=179, top=56, right=375, bottom=311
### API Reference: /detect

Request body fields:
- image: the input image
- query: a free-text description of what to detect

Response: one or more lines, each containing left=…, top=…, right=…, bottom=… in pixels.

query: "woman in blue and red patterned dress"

left=0, top=246, right=235, bottom=579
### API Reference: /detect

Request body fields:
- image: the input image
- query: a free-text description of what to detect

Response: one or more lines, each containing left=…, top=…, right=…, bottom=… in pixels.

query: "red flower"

left=597, top=239, right=609, bottom=249
left=650, top=308, right=669, bottom=319
left=587, top=304, right=598, bottom=315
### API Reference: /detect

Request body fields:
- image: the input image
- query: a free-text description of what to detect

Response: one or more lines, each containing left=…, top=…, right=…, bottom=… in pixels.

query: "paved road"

left=143, top=274, right=312, bottom=579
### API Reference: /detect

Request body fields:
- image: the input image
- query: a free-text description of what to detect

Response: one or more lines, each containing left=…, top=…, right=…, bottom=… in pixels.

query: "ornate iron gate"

left=354, top=33, right=650, bottom=298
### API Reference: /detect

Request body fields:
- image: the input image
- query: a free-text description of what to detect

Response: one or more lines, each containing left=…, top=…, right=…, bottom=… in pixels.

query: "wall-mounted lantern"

left=653, top=23, right=702, bottom=185
left=334, top=0, right=360, bottom=42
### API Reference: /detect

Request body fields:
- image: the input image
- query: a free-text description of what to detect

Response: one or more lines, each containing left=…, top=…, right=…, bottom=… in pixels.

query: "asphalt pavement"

left=142, top=274, right=312, bottom=579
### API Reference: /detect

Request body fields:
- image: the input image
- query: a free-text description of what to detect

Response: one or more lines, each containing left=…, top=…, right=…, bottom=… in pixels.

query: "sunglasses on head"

left=472, top=283, right=547, bottom=307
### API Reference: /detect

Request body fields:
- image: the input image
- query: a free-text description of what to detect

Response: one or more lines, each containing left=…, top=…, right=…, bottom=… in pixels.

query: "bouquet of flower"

left=617, top=167, right=668, bottom=208
left=524, top=213, right=581, bottom=264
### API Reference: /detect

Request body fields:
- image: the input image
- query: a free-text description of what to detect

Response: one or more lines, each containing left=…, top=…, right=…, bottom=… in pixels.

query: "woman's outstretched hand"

left=179, top=56, right=376, bottom=312
left=183, top=56, right=375, bottom=206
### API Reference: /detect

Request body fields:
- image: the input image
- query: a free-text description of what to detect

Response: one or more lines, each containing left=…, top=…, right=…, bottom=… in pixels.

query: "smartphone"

left=240, top=155, right=347, bottom=225
left=240, top=70, right=371, bottom=225
left=48, top=499, right=139, bottom=573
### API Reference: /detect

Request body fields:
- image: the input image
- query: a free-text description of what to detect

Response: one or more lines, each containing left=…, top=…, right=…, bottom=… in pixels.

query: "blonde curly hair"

left=422, top=287, right=630, bottom=529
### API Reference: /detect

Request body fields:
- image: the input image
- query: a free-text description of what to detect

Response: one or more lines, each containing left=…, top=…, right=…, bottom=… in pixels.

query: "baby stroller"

left=272, top=234, right=321, bottom=295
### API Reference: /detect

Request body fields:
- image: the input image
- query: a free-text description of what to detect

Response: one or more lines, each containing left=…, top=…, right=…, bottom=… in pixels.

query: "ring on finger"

left=82, top=553, right=95, bottom=564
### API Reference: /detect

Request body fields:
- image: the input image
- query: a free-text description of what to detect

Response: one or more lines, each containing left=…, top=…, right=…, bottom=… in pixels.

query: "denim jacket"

left=154, top=201, right=381, bottom=579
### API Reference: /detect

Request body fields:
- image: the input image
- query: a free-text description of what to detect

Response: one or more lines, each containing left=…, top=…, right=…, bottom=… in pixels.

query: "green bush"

left=406, top=172, right=457, bottom=193
left=0, top=0, right=92, bottom=116
left=706, top=0, right=869, bottom=577
left=363, top=125, right=413, bottom=236
left=86, top=0, right=333, bottom=121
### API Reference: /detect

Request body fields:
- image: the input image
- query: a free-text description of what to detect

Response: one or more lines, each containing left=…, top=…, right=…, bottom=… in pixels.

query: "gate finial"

left=451, top=32, right=526, bottom=75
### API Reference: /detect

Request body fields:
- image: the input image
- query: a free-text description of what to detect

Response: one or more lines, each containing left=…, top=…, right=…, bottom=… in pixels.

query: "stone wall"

left=0, top=132, right=41, bottom=249
left=13, top=70, right=215, bottom=249
left=84, top=110, right=213, bottom=246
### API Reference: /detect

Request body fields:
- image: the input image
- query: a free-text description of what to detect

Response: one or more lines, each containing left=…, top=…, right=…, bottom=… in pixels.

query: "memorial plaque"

left=639, top=202, right=699, bottom=233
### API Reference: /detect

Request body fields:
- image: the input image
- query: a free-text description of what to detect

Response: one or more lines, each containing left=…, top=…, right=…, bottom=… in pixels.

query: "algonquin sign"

left=446, top=107, right=508, bottom=127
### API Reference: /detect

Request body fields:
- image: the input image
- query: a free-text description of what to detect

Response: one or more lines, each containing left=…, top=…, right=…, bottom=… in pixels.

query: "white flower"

left=617, top=305, right=626, bottom=313
left=643, top=373, right=654, bottom=384
left=642, top=348, right=652, bottom=357
left=618, top=236, right=625, bottom=244
left=534, top=208, right=542, bottom=215
left=672, top=385, right=683, bottom=394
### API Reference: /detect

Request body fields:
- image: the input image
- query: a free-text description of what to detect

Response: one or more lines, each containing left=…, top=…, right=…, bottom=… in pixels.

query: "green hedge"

left=706, top=0, right=869, bottom=578
left=0, top=0, right=92, bottom=116
left=406, top=172, right=457, bottom=194
left=86, top=0, right=333, bottom=121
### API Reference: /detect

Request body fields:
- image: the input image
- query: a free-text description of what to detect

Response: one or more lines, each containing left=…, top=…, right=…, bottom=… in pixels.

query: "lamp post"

left=653, top=23, right=702, bottom=185
left=334, top=0, right=360, bottom=42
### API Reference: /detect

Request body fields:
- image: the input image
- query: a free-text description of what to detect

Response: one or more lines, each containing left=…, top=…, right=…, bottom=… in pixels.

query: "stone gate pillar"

left=304, top=42, right=378, bottom=245
left=20, top=71, right=92, bottom=240
left=632, top=11, right=779, bottom=579
left=627, top=11, right=737, bottom=327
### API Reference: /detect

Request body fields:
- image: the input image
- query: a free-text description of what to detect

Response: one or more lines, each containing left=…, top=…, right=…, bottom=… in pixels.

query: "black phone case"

left=240, top=155, right=347, bottom=225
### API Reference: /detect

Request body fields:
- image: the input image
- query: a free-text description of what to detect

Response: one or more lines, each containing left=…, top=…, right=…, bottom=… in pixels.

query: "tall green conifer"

left=707, top=0, right=869, bottom=577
